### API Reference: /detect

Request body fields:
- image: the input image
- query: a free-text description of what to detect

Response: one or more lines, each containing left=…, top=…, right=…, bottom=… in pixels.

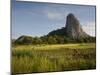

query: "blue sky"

left=12, top=0, right=96, bottom=39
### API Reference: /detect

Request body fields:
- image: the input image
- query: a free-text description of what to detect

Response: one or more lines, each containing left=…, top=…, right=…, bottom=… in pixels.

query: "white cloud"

left=82, top=22, right=95, bottom=36
left=46, top=12, right=64, bottom=20
left=44, top=10, right=69, bottom=21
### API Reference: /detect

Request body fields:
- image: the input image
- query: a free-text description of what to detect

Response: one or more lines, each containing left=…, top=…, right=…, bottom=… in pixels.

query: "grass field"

left=12, top=43, right=96, bottom=74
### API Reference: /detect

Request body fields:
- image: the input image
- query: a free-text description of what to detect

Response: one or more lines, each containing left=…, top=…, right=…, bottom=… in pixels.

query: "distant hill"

left=14, top=35, right=33, bottom=44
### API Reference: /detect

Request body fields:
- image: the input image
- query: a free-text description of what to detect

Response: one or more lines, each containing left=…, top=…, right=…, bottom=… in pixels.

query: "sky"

left=12, top=0, right=96, bottom=39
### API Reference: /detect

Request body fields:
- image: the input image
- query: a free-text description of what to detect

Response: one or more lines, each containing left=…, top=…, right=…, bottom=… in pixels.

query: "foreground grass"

left=12, top=43, right=96, bottom=74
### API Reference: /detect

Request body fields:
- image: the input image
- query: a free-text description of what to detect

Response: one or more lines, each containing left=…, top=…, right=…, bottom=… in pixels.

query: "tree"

left=32, top=37, right=43, bottom=44
left=47, top=36, right=57, bottom=44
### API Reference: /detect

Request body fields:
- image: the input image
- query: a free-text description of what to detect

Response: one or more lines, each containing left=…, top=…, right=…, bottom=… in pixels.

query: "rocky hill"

left=48, top=13, right=90, bottom=39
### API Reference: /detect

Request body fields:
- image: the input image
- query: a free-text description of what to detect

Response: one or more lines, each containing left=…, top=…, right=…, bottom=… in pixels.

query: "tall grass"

left=12, top=43, right=96, bottom=74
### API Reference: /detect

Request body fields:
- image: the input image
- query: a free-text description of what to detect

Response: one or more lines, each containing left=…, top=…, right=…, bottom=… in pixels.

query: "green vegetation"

left=12, top=43, right=96, bottom=74
left=14, top=35, right=96, bottom=45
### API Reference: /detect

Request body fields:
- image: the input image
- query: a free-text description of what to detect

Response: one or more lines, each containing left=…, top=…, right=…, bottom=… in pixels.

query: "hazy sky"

left=12, top=0, right=96, bottom=39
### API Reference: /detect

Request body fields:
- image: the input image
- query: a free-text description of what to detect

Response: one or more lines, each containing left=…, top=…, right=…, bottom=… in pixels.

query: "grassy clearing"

left=13, top=43, right=95, bottom=50
left=12, top=43, right=96, bottom=74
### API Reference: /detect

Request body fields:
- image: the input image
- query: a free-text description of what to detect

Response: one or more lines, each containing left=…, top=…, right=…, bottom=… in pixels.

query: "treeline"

left=13, top=35, right=96, bottom=45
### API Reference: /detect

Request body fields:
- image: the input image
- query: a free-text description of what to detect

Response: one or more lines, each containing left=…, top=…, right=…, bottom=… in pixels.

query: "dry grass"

left=12, top=43, right=96, bottom=74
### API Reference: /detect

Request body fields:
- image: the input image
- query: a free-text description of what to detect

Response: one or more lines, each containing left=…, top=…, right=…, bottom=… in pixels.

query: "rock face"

left=48, top=13, right=90, bottom=38
left=65, top=13, right=89, bottom=38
